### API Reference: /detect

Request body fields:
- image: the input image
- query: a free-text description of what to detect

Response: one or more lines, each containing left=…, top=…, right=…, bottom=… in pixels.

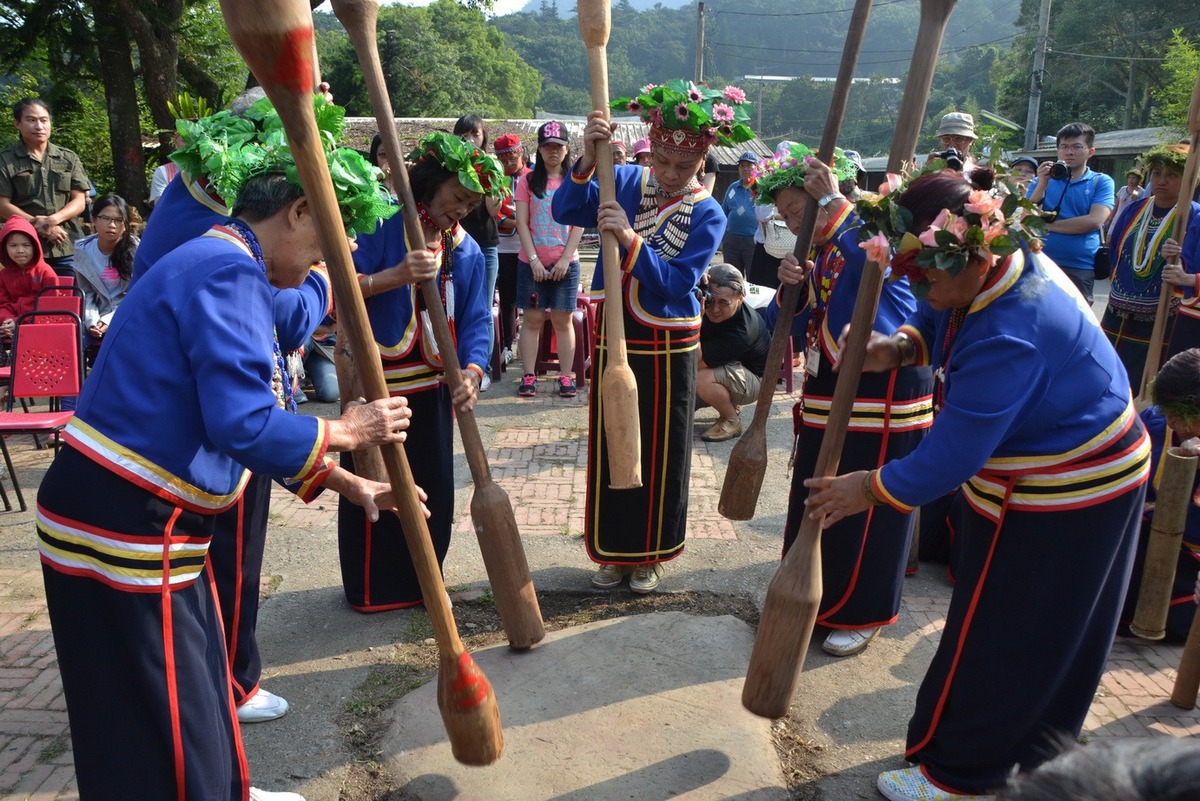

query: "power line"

left=712, top=0, right=909, bottom=18
left=1051, top=50, right=1168, bottom=62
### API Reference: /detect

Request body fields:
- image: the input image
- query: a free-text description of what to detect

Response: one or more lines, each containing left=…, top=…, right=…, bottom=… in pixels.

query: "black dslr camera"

left=1049, top=160, right=1070, bottom=180
left=934, top=148, right=965, bottom=171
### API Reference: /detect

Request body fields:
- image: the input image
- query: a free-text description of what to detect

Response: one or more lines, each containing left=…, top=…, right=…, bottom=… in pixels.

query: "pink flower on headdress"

left=674, top=103, right=690, bottom=121
left=627, top=100, right=643, bottom=114
left=965, top=190, right=1003, bottom=219
left=723, top=86, right=747, bottom=104
left=862, top=232, right=892, bottom=264
left=712, top=103, right=734, bottom=123
left=948, top=214, right=969, bottom=241
left=649, top=107, right=665, bottom=127
left=687, top=87, right=704, bottom=103
left=919, top=209, right=950, bottom=246
left=984, top=222, right=1007, bottom=244
left=878, top=173, right=904, bottom=197
left=641, top=83, right=658, bottom=95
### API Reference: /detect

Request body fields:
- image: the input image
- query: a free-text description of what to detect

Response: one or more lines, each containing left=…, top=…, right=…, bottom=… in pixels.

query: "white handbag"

left=763, top=219, right=798, bottom=259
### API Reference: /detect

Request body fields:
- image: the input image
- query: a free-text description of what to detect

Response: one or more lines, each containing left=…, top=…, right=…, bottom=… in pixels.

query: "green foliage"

left=1152, top=30, right=1200, bottom=127
left=317, top=0, right=540, bottom=118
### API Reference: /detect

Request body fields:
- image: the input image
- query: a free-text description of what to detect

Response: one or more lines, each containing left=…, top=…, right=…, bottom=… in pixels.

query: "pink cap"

left=632, top=137, right=651, bottom=156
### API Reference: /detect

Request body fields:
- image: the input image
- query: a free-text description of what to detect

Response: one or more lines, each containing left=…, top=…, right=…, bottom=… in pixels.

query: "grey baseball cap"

left=707, top=263, right=745, bottom=295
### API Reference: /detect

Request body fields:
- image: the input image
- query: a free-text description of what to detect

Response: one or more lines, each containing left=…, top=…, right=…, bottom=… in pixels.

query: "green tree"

left=1151, top=30, right=1200, bottom=127
left=318, top=0, right=540, bottom=118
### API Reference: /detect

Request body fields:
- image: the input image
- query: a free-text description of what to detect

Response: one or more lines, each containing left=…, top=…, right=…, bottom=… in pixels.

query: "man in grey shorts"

left=695, top=263, right=771, bottom=442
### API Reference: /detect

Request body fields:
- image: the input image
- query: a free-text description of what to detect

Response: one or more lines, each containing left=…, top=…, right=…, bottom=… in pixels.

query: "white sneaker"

left=822, top=627, right=880, bottom=657
left=629, top=564, right=664, bottom=594
left=591, top=564, right=627, bottom=589
left=876, top=767, right=993, bottom=801
left=249, top=789, right=306, bottom=801
left=501, top=347, right=513, bottom=365
left=480, top=374, right=492, bottom=392
left=237, top=688, right=289, bottom=723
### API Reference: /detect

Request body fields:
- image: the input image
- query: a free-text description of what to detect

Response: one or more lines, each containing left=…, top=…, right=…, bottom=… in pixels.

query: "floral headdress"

left=611, top=79, right=754, bottom=153
left=751, top=142, right=859, bottom=205
left=171, top=96, right=395, bottom=236
left=406, top=131, right=509, bottom=201
left=854, top=158, right=1048, bottom=298
left=1141, top=143, right=1190, bottom=177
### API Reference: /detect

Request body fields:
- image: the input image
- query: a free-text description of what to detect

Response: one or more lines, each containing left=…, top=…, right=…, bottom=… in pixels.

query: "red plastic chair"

left=533, top=294, right=594, bottom=388
left=36, top=285, right=84, bottom=322
left=0, top=311, right=83, bottom=511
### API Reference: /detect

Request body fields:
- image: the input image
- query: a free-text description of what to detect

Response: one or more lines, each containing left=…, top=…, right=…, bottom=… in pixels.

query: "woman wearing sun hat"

left=552, top=79, right=754, bottom=593
left=803, top=164, right=1149, bottom=800
left=758, top=143, right=933, bottom=658
left=339, top=131, right=506, bottom=612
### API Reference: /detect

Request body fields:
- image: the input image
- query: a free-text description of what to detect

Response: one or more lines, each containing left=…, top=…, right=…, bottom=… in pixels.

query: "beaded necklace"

left=223, top=219, right=296, bottom=412
left=414, top=205, right=457, bottom=349
left=1128, top=202, right=1174, bottom=280
left=633, top=176, right=696, bottom=262
left=933, top=306, right=967, bottom=414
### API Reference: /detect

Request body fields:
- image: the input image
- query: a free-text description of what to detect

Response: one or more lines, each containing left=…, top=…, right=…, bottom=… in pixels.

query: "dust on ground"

left=331, top=590, right=822, bottom=801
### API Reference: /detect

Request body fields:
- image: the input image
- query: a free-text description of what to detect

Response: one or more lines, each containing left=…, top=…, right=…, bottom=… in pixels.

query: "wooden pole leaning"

left=330, top=0, right=544, bottom=652
left=218, top=0, right=503, bottom=765
left=1137, top=69, right=1200, bottom=406
left=1130, top=447, right=1198, bottom=640
left=741, top=0, right=958, bottom=719
left=578, top=0, right=642, bottom=490
left=1172, top=600, right=1200, bottom=709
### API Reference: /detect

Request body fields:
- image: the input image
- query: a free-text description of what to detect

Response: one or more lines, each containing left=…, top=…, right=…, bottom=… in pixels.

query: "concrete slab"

left=384, top=611, right=788, bottom=801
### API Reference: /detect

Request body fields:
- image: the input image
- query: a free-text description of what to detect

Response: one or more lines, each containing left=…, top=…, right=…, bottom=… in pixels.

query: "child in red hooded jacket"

left=0, top=216, right=57, bottom=344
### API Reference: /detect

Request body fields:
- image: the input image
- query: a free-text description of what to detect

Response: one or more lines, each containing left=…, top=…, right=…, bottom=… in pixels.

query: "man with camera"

left=1028, top=121, right=1115, bottom=303
left=930, top=112, right=978, bottom=173
left=695, top=263, right=771, bottom=442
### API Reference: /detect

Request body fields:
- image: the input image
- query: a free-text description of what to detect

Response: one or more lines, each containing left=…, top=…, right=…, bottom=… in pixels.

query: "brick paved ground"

left=3, top=414, right=1200, bottom=799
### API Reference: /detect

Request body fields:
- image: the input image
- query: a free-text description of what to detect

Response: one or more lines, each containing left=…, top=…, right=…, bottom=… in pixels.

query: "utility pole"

left=1024, top=0, right=1052, bottom=151
left=695, top=2, right=705, bottom=84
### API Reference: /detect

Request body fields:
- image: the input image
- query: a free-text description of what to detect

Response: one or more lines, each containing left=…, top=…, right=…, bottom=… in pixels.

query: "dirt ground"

left=327, top=589, right=821, bottom=801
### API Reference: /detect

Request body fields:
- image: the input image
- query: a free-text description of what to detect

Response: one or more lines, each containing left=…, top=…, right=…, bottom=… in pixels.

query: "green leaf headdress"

left=170, top=95, right=396, bottom=237
left=751, top=142, right=859, bottom=205
left=1141, top=143, right=1191, bottom=179
left=406, top=131, right=510, bottom=201
left=610, top=79, right=755, bottom=150
left=854, top=160, right=1049, bottom=299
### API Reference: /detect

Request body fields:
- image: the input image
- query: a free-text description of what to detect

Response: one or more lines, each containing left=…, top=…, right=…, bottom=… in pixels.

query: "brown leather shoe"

left=701, top=418, right=742, bottom=442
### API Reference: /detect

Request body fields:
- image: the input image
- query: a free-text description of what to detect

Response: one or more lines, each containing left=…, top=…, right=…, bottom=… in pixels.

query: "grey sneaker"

left=591, top=564, right=627, bottom=589
left=629, top=564, right=663, bottom=594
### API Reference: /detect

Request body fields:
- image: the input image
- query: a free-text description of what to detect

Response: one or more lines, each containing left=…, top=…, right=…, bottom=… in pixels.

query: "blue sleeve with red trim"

left=451, top=233, right=492, bottom=374
left=823, top=213, right=916, bottom=345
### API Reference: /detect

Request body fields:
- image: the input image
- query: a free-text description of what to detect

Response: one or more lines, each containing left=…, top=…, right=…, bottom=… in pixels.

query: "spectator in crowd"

left=73, top=193, right=137, bottom=350
left=720, top=151, right=759, bottom=273
left=840, top=149, right=865, bottom=198
left=515, top=121, right=584, bottom=399
left=0, top=98, right=90, bottom=278
left=1009, top=156, right=1038, bottom=190
left=612, top=139, right=628, bottom=165
left=631, top=137, right=651, bottom=166
left=1110, top=167, right=1145, bottom=233
left=695, top=263, right=770, bottom=442
left=148, top=133, right=184, bottom=210
left=931, top=111, right=978, bottom=171
left=296, top=315, right=340, bottom=404
left=0, top=215, right=56, bottom=351
left=493, top=133, right=530, bottom=370
left=454, top=115, right=502, bottom=391
left=1028, top=121, right=1115, bottom=303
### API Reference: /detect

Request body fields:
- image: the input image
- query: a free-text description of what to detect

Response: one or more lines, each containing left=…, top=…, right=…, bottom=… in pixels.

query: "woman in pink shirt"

left=515, top=120, right=584, bottom=398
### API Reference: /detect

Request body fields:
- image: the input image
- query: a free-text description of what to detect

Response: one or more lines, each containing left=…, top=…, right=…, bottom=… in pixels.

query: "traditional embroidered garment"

left=866, top=247, right=1150, bottom=794
left=338, top=213, right=490, bottom=610
left=552, top=162, right=726, bottom=565
left=1159, top=201, right=1200, bottom=359
left=763, top=206, right=933, bottom=630
left=1101, top=197, right=1200, bottom=388
left=37, top=227, right=335, bottom=800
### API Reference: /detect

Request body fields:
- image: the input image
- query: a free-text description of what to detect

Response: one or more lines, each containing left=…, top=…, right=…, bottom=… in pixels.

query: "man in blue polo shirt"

left=720, top=151, right=759, bottom=273
left=1028, top=121, right=1115, bottom=303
